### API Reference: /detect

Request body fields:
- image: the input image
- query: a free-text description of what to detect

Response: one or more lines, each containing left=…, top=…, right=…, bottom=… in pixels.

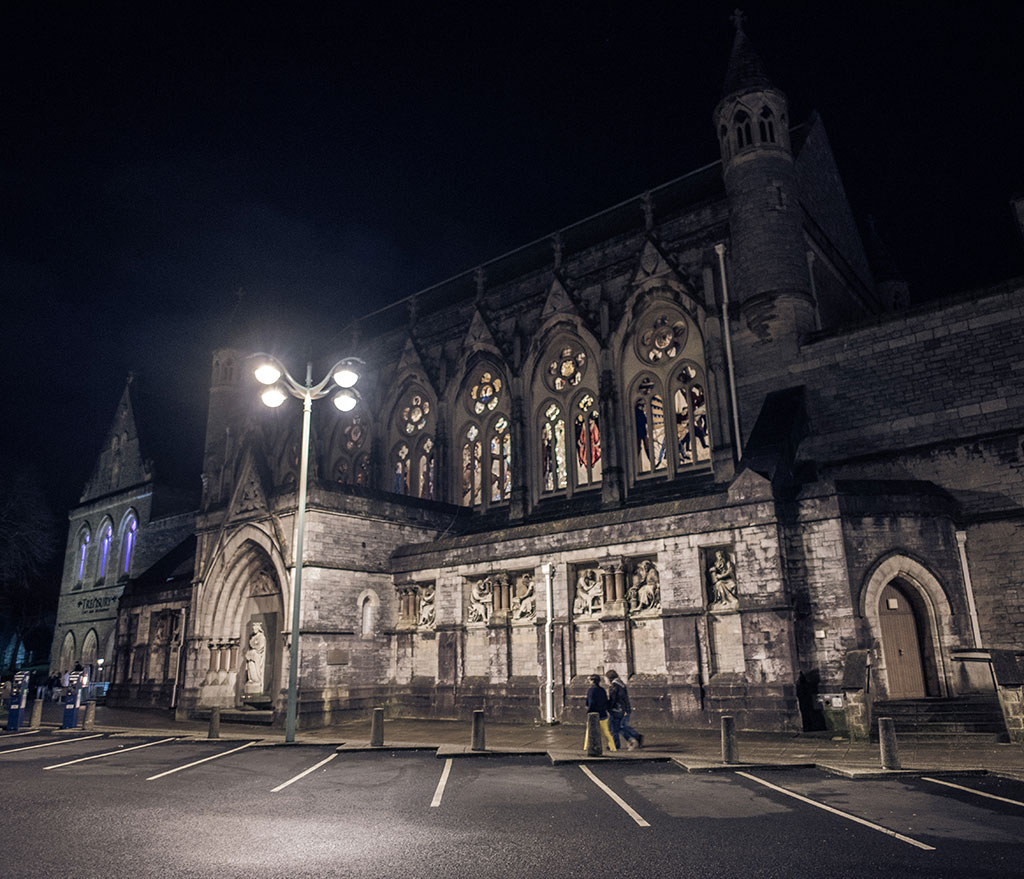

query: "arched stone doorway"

left=862, top=554, right=956, bottom=700
left=196, top=528, right=287, bottom=712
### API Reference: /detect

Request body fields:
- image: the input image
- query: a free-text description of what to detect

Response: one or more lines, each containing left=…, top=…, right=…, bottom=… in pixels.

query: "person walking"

left=606, top=669, right=643, bottom=749
left=584, top=674, right=617, bottom=752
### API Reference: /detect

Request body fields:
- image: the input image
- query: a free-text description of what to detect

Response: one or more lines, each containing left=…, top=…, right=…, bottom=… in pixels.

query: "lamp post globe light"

left=252, top=353, right=362, bottom=742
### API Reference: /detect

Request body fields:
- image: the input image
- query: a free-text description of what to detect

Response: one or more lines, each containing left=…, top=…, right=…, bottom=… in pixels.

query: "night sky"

left=3, top=1, right=1023, bottom=524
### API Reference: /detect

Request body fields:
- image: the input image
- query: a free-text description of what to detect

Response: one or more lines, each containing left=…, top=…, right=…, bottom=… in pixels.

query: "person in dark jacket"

left=584, top=673, right=617, bottom=752
left=606, top=669, right=643, bottom=749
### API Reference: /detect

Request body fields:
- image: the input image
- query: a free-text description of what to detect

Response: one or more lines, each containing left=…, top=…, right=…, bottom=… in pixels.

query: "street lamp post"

left=253, top=353, right=362, bottom=743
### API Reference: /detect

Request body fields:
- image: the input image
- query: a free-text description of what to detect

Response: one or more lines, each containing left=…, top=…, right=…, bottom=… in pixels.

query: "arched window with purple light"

left=76, top=527, right=91, bottom=586
left=121, top=516, right=138, bottom=578
left=98, top=522, right=113, bottom=581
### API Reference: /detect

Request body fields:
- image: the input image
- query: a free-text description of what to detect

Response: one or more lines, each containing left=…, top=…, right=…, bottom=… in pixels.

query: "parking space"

left=3, top=738, right=1023, bottom=878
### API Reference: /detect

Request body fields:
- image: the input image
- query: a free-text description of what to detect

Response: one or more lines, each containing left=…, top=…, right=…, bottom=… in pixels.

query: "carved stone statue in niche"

left=573, top=568, right=603, bottom=618
left=707, top=548, right=739, bottom=611
left=468, top=577, right=493, bottom=623
left=243, top=621, right=267, bottom=694
left=510, top=573, right=536, bottom=622
left=626, top=559, right=661, bottom=613
left=418, top=583, right=436, bottom=629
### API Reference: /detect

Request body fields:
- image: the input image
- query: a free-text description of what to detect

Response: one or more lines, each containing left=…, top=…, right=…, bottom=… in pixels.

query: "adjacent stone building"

left=54, top=18, right=1024, bottom=734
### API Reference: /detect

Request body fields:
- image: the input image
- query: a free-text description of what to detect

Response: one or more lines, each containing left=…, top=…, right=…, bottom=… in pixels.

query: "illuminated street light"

left=251, top=353, right=363, bottom=743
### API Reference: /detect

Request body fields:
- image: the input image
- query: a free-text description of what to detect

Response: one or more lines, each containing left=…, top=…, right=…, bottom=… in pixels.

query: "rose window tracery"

left=547, top=345, right=587, bottom=391
left=638, top=314, right=687, bottom=363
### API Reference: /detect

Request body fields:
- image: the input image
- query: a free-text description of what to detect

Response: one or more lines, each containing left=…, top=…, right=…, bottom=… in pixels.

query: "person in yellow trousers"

left=583, top=673, right=617, bottom=752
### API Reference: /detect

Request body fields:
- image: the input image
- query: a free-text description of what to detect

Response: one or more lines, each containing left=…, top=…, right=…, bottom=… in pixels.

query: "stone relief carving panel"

left=468, top=576, right=495, bottom=624
left=705, top=546, right=739, bottom=612
left=626, top=559, right=661, bottom=614
left=573, top=567, right=603, bottom=619
left=510, top=573, right=536, bottom=622
left=418, top=583, right=436, bottom=629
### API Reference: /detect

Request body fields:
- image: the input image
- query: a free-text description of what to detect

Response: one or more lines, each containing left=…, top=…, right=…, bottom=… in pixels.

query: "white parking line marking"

left=430, top=758, right=453, bottom=807
left=271, top=752, right=337, bottom=792
left=1, top=730, right=41, bottom=738
left=0, top=734, right=104, bottom=755
left=923, top=776, right=1024, bottom=808
left=579, top=765, right=650, bottom=827
left=44, top=737, right=178, bottom=770
left=146, top=740, right=258, bottom=781
left=737, top=772, right=935, bottom=851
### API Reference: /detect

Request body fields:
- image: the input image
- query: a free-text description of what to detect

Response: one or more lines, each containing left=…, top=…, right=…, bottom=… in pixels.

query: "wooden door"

left=879, top=583, right=926, bottom=698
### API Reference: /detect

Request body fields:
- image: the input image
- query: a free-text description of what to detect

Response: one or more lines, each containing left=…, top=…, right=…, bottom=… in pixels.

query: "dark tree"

left=0, top=467, right=59, bottom=671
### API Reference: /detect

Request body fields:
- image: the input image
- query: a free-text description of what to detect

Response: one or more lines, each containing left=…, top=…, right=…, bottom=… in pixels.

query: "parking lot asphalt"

left=7, top=700, right=1023, bottom=779
left=3, top=730, right=1023, bottom=878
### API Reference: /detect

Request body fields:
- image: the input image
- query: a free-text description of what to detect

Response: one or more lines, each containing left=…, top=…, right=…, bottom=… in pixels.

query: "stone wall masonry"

left=790, top=285, right=1024, bottom=469
left=961, top=520, right=1024, bottom=651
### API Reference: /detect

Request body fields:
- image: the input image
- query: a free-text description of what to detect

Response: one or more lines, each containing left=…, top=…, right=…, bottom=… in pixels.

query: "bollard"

left=878, top=717, right=901, bottom=769
left=208, top=706, right=221, bottom=739
left=584, top=712, right=603, bottom=757
left=721, top=715, right=739, bottom=764
left=29, top=699, right=43, bottom=729
left=370, top=707, right=385, bottom=747
left=471, top=709, right=486, bottom=751
left=83, top=700, right=97, bottom=731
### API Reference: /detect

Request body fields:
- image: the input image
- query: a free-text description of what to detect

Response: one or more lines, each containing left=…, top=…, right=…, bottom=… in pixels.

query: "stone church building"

left=52, top=19, right=1024, bottom=736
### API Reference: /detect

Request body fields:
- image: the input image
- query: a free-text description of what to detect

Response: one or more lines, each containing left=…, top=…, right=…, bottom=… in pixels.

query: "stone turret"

left=713, top=11, right=814, bottom=351
left=201, top=348, right=246, bottom=509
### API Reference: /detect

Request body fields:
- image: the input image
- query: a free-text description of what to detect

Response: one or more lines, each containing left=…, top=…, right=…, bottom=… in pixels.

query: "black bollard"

left=370, top=707, right=385, bottom=747
left=208, top=706, right=221, bottom=739
left=878, top=717, right=901, bottom=769
left=584, top=712, right=602, bottom=756
left=721, top=715, right=739, bottom=764
left=471, top=710, right=486, bottom=751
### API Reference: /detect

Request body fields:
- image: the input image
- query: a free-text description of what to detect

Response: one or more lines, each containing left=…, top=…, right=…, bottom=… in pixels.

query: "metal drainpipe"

left=544, top=562, right=555, bottom=724
left=955, top=530, right=983, bottom=648
left=714, top=243, right=743, bottom=461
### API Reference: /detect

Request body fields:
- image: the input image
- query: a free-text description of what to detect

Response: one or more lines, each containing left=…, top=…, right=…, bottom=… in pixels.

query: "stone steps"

left=872, top=696, right=1008, bottom=741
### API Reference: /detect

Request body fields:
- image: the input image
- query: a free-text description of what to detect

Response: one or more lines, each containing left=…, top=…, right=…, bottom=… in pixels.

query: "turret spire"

left=722, top=9, right=773, bottom=98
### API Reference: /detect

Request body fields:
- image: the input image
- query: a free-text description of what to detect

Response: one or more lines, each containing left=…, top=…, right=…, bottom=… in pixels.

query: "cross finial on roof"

left=731, top=8, right=746, bottom=32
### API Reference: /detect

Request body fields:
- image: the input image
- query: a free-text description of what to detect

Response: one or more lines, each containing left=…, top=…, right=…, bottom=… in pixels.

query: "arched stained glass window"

left=634, top=377, right=667, bottom=474
left=462, top=424, right=482, bottom=506
left=490, top=416, right=511, bottom=502
left=98, top=522, right=113, bottom=580
left=76, top=528, right=91, bottom=584
left=121, top=517, right=138, bottom=577
left=541, top=403, right=568, bottom=492
left=457, top=365, right=512, bottom=510
left=416, top=437, right=435, bottom=500
left=391, top=384, right=435, bottom=499
left=574, top=394, right=602, bottom=485
left=674, top=364, right=711, bottom=466
left=394, top=443, right=411, bottom=495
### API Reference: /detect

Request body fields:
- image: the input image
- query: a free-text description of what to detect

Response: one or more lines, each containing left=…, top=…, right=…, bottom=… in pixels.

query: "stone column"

left=598, top=366, right=624, bottom=506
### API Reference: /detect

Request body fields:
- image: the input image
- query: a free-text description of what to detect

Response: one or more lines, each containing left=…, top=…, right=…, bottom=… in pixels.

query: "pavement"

left=6, top=700, right=1023, bottom=780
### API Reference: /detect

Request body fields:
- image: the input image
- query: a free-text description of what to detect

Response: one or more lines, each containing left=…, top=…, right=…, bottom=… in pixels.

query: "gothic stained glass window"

left=541, top=403, right=568, bottom=492
left=462, top=424, right=482, bottom=506
left=77, top=529, right=91, bottom=582
left=634, top=377, right=667, bottom=474
left=574, top=394, right=602, bottom=485
left=334, top=459, right=351, bottom=483
left=354, top=453, right=370, bottom=486
left=674, top=363, right=711, bottom=466
left=121, top=517, right=137, bottom=576
left=98, top=523, right=112, bottom=579
left=417, top=437, right=435, bottom=500
left=401, top=394, right=430, bottom=434
left=394, top=443, right=411, bottom=494
left=490, top=416, right=511, bottom=502
left=546, top=345, right=587, bottom=392
left=470, top=371, right=502, bottom=415
left=638, top=315, right=687, bottom=363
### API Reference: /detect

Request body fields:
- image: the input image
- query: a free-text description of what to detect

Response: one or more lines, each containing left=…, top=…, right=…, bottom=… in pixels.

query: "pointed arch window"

left=121, top=516, right=138, bottom=578
left=76, top=528, right=91, bottom=585
left=759, top=105, right=776, bottom=143
left=734, top=109, right=752, bottom=149
left=390, top=385, right=436, bottom=499
left=625, top=309, right=713, bottom=484
left=674, top=363, right=711, bottom=466
left=536, top=339, right=599, bottom=498
left=456, top=367, right=512, bottom=510
left=332, top=414, right=369, bottom=487
left=98, top=522, right=113, bottom=581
